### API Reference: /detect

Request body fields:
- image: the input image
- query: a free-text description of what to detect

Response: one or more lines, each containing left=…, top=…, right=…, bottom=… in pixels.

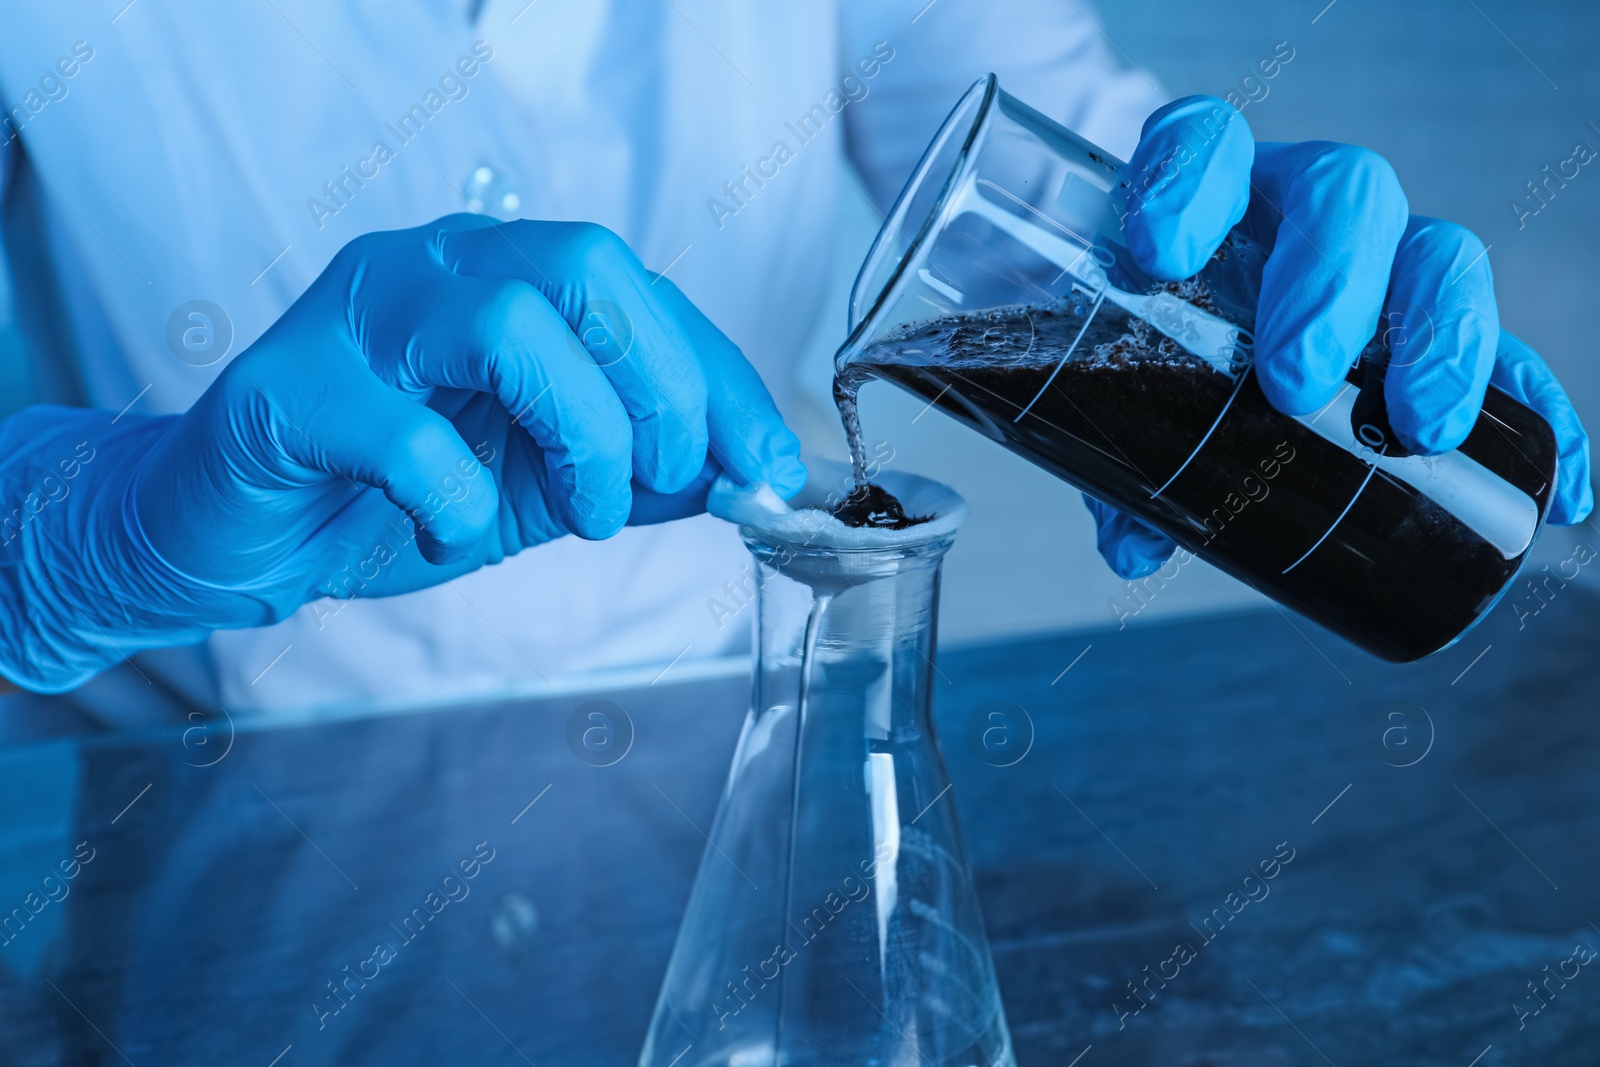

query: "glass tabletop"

left=2, top=585, right=1598, bottom=1065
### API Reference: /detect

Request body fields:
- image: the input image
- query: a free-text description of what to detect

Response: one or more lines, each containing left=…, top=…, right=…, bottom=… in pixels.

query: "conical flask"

left=640, top=464, right=1014, bottom=1067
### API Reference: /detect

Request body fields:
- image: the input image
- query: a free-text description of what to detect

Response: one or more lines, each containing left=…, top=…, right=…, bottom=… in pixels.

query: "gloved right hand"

left=1085, top=96, right=1592, bottom=580
left=0, top=214, right=805, bottom=693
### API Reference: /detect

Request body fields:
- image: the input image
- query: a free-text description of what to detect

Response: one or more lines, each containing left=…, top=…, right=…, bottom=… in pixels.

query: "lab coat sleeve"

left=0, top=126, right=23, bottom=415
left=0, top=124, right=67, bottom=417
left=0, top=124, right=13, bottom=289
left=840, top=0, right=1169, bottom=211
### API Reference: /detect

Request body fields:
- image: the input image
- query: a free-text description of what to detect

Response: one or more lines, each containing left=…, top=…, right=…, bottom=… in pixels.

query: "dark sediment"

left=828, top=481, right=932, bottom=530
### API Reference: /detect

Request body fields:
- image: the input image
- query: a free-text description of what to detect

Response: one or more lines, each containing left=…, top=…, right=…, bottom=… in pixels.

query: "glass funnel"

left=639, top=463, right=1013, bottom=1067
left=834, top=74, right=1558, bottom=663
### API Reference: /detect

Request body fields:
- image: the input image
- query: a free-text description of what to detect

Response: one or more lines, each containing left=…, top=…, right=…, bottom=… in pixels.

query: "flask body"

left=639, top=474, right=1013, bottom=1067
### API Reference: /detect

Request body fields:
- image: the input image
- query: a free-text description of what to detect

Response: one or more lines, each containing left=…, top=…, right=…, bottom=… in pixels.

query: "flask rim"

left=709, top=459, right=968, bottom=557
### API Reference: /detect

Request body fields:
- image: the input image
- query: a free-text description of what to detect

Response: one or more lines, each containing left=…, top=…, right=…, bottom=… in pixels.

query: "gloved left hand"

left=0, top=214, right=804, bottom=693
left=1086, top=96, right=1593, bottom=579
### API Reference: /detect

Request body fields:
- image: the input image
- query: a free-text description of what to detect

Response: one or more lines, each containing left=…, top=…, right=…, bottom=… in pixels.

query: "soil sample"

left=829, top=481, right=931, bottom=530
left=836, top=300, right=1556, bottom=662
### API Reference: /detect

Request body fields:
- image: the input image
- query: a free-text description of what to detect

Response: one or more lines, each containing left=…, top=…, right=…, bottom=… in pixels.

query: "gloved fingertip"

left=415, top=530, right=479, bottom=566
left=564, top=496, right=631, bottom=541
left=1393, top=404, right=1476, bottom=457
left=552, top=466, right=632, bottom=540
left=1084, top=494, right=1176, bottom=579
left=1254, top=368, right=1317, bottom=419
left=406, top=473, right=499, bottom=566
left=1255, top=341, right=1347, bottom=419
left=769, top=455, right=809, bottom=500
left=734, top=424, right=806, bottom=498
left=1106, top=531, right=1176, bottom=581
left=769, top=419, right=804, bottom=460
left=1126, top=209, right=1233, bottom=282
left=1122, top=95, right=1253, bottom=280
left=1549, top=442, right=1595, bottom=526
left=1548, top=486, right=1594, bottom=527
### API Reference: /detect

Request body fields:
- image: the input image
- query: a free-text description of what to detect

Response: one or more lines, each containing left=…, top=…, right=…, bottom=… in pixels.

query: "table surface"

left=1, top=586, right=1598, bottom=1066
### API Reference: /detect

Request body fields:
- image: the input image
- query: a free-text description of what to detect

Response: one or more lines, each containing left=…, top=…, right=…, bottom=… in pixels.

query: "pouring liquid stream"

left=830, top=370, right=931, bottom=530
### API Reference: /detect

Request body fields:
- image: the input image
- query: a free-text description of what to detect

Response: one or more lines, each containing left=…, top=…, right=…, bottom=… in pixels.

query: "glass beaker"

left=639, top=464, right=1014, bottom=1067
left=834, top=74, right=1559, bottom=663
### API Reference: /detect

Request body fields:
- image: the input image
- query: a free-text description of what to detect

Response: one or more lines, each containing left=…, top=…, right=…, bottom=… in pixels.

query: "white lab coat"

left=0, top=0, right=1160, bottom=714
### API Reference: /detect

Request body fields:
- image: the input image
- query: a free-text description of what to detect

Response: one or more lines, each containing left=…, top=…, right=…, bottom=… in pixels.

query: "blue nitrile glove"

left=0, top=214, right=805, bottom=693
left=1086, top=96, right=1593, bottom=579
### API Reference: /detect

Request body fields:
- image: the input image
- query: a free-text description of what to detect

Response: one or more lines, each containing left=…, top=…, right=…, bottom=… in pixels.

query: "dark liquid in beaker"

left=836, top=302, right=1557, bottom=662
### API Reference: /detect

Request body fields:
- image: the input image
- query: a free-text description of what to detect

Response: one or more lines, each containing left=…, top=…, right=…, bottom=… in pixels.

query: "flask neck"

left=749, top=535, right=948, bottom=635
left=747, top=538, right=950, bottom=736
